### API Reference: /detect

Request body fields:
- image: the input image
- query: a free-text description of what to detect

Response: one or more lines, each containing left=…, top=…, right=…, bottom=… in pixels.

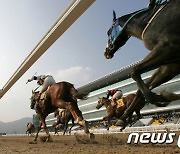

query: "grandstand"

left=41, top=60, right=180, bottom=132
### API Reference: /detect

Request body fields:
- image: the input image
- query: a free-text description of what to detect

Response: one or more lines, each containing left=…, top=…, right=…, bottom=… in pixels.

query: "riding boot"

left=37, top=93, right=41, bottom=102
left=111, top=99, right=117, bottom=107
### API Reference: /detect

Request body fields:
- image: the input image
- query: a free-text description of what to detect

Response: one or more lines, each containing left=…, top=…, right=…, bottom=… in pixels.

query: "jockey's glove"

left=28, top=76, right=34, bottom=82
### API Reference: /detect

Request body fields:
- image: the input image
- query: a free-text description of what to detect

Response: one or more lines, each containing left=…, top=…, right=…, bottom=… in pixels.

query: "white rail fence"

left=3, top=124, right=180, bottom=137
left=69, top=124, right=180, bottom=135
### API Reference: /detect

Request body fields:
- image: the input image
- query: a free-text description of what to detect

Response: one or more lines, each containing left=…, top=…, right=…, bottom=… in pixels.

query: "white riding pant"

left=40, top=76, right=56, bottom=93
left=112, top=91, right=123, bottom=100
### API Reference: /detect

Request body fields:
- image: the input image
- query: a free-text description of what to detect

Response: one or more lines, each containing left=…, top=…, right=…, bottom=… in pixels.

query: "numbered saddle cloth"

left=116, top=98, right=125, bottom=108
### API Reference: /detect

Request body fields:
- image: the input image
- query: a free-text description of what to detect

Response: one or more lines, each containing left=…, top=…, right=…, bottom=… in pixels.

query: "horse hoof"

left=88, top=133, right=95, bottom=140
left=145, top=93, right=170, bottom=106
left=115, top=119, right=127, bottom=130
left=153, top=101, right=170, bottom=107
left=46, top=136, right=53, bottom=142
left=29, top=140, right=37, bottom=144
left=151, top=94, right=170, bottom=107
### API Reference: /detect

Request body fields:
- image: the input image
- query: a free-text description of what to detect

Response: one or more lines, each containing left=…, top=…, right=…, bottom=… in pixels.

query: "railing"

left=68, top=123, right=180, bottom=135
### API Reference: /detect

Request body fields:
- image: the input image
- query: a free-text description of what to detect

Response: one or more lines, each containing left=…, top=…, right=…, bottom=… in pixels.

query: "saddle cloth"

left=61, top=110, right=65, bottom=118
left=111, top=98, right=125, bottom=108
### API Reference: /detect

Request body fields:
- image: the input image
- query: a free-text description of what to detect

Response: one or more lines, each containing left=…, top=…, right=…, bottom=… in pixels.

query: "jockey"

left=148, top=0, right=170, bottom=8
left=106, top=89, right=123, bottom=107
left=28, top=74, right=56, bottom=100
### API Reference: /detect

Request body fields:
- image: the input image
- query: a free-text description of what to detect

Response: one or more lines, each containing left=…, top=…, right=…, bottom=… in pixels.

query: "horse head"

left=96, top=97, right=107, bottom=109
left=104, top=10, right=131, bottom=59
left=30, top=90, right=39, bottom=109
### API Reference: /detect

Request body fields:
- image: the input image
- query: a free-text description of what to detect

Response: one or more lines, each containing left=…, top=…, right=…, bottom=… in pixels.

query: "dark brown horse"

left=26, top=122, right=35, bottom=136
left=30, top=81, right=94, bottom=142
left=104, top=0, right=180, bottom=129
left=96, top=94, right=145, bottom=130
left=52, top=122, right=63, bottom=136
left=53, top=108, right=75, bottom=135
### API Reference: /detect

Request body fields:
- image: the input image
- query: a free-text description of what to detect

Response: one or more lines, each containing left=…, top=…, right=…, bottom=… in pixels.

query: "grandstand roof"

left=78, top=61, right=141, bottom=92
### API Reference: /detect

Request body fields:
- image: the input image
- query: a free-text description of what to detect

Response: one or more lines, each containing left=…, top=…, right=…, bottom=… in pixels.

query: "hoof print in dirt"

left=29, top=141, right=37, bottom=144
left=39, top=136, right=53, bottom=142
left=75, top=134, right=97, bottom=144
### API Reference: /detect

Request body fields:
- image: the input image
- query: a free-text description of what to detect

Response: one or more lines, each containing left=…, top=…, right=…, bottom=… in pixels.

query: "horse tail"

left=75, top=91, right=89, bottom=100
left=70, top=86, right=89, bottom=100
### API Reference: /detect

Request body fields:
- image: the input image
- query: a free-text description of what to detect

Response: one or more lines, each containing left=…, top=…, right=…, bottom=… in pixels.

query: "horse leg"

left=66, top=103, right=95, bottom=139
left=63, top=120, right=68, bottom=135
left=118, top=68, right=166, bottom=127
left=146, top=64, right=180, bottom=105
left=103, top=112, right=114, bottom=121
left=133, top=63, right=179, bottom=106
left=106, top=119, right=110, bottom=130
left=41, top=117, right=52, bottom=142
left=35, top=110, right=52, bottom=142
left=131, top=42, right=179, bottom=103
left=135, top=110, right=142, bottom=120
left=127, top=114, right=133, bottom=125
left=117, top=63, right=179, bottom=128
left=34, top=122, right=42, bottom=142
left=69, top=119, right=75, bottom=135
left=116, top=90, right=144, bottom=129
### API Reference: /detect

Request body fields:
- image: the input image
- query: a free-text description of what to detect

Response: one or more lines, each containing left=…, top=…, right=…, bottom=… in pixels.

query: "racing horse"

left=104, top=0, right=180, bottom=129
left=26, top=122, right=35, bottom=136
left=53, top=108, right=75, bottom=135
left=30, top=81, right=94, bottom=142
left=96, top=94, right=145, bottom=130
left=52, top=122, right=63, bottom=136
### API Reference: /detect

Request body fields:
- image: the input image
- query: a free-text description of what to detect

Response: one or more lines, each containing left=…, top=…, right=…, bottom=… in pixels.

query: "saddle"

left=40, top=91, right=46, bottom=100
left=39, top=86, right=50, bottom=100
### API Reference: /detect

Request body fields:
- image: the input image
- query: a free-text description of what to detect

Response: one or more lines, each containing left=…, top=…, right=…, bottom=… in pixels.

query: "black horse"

left=104, top=0, right=180, bottom=128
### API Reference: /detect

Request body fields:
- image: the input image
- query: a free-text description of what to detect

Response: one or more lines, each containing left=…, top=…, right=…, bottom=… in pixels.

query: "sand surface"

left=0, top=133, right=180, bottom=154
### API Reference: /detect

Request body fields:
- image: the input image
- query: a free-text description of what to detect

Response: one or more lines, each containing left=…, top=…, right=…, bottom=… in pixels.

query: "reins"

left=121, top=8, right=148, bottom=30
left=116, top=8, right=148, bottom=41
left=119, top=1, right=168, bottom=41
left=34, top=85, right=40, bottom=92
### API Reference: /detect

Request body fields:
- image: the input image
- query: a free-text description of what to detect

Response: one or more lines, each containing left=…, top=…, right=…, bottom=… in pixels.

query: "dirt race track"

left=0, top=133, right=180, bottom=154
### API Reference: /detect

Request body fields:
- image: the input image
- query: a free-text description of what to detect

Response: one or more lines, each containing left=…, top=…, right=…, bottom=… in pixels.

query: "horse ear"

left=113, top=10, right=116, bottom=21
left=98, top=96, right=100, bottom=99
left=32, top=90, right=34, bottom=94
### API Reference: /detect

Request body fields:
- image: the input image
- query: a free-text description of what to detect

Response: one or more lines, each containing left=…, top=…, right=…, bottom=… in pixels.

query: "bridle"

left=98, top=98, right=111, bottom=109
